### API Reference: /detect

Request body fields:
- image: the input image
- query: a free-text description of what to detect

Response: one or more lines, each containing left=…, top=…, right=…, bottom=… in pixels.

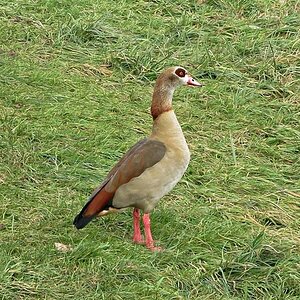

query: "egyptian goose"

left=73, top=66, right=203, bottom=251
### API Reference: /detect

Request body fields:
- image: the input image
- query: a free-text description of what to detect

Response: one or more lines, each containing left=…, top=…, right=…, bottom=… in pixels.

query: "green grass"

left=1, top=0, right=300, bottom=299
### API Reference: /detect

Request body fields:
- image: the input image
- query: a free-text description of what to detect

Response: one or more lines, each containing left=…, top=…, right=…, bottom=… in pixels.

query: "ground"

left=0, top=0, right=299, bottom=299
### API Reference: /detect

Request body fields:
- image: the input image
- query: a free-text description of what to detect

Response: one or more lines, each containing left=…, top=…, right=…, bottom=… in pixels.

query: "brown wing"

left=73, top=138, right=166, bottom=229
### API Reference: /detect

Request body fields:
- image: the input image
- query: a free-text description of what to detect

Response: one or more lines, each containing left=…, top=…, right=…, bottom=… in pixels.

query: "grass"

left=0, top=0, right=299, bottom=299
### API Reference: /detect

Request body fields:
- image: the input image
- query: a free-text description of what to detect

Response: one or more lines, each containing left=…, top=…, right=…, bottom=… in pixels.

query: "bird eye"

left=175, top=68, right=186, bottom=78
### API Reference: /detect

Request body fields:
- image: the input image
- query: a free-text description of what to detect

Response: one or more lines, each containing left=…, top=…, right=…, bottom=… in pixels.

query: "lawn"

left=0, top=0, right=299, bottom=299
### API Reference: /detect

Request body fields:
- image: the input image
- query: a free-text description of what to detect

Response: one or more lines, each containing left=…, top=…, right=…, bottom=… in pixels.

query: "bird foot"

left=133, top=237, right=162, bottom=251
left=147, top=245, right=163, bottom=252
left=133, top=237, right=145, bottom=245
left=145, top=240, right=162, bottom=252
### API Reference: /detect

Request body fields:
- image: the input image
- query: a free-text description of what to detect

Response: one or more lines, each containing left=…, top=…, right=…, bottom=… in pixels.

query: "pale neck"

left=150, top=110, right=185, bottom=142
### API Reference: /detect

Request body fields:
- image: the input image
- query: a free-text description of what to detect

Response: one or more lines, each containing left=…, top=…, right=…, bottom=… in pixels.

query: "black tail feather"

left=73, top=213, right=96, bottom=229
left=73, top=193, right=100, bottom=229
left=73, top=181, right=113, bottom=229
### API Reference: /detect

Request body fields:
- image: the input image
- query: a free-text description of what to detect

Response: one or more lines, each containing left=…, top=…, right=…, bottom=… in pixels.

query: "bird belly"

left=112, top=147, right=190, bottom=213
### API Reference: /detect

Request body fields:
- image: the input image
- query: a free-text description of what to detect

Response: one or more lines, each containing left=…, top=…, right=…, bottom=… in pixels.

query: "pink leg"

left=132, top=208, right=144, bottom=244
left=142, top=213, right=162, bottom=251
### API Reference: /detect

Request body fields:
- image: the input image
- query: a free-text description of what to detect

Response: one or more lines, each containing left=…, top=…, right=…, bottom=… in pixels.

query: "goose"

left=73, top=66, right=203, bottom=251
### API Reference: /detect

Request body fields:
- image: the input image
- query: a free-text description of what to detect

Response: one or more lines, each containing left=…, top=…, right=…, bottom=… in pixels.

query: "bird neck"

left=151, top=110, right=187, bottom=148
left=151, top=80, right=175, bottom=120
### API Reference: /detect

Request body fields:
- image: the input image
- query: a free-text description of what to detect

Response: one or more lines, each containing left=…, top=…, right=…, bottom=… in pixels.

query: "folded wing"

left=73, top=139, right=166, bottom=229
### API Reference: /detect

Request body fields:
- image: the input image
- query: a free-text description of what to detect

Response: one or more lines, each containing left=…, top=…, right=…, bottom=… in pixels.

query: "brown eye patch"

left=175, top=68, right=186, bottom=78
